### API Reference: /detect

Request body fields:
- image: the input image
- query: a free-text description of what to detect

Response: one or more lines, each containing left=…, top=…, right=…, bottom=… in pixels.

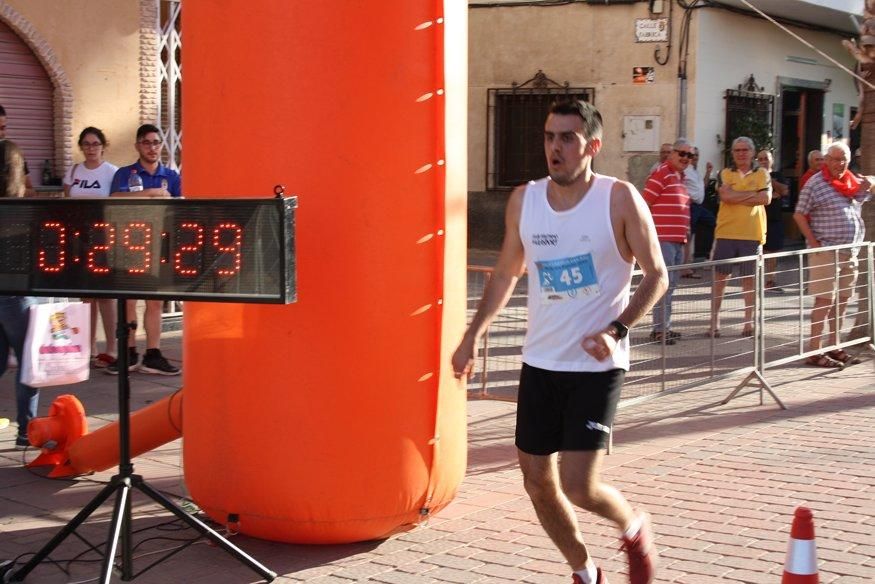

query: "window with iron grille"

left=158, top=0, right=182, bottom=171
left=487, top=71, right=593, bottom=189
left=723, top=75, right=774, bottom=167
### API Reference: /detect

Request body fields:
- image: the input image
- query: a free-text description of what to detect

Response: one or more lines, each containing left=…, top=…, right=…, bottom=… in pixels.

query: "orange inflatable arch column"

left=181, top=1, right=468, bottom=543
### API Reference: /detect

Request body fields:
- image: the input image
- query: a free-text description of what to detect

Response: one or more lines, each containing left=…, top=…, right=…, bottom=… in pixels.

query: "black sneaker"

left=140, top=349, right=180, bottom=376
left=15, top=435, right=29, bottom=451
left=106, top=349, right=140, bottom=375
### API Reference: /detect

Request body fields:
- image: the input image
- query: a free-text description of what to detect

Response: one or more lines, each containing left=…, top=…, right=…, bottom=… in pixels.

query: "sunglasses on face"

left=674, top=150, right=694, bottom=159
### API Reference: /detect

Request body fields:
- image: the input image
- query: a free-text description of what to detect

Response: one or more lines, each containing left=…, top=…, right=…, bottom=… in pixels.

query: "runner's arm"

left=581, top=182, right=667, bottom=361
left=452, top=186, right=527, bottom=378
left=615, top=183, right=668, bottom=328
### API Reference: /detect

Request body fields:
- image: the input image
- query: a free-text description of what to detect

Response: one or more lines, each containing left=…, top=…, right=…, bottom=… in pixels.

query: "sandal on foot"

left=741, top=327, right=754, bottom=338
left=649, top=331, right=677, bottom=345
left=707, top=329, right=721, bottom=338
left=805, top=354, right=844, bottom=368
left=826, top=350, right=861, bottom=365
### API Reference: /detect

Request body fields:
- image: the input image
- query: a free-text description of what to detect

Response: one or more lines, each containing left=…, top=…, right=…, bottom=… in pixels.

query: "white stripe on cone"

left=785, top=539, right=817, bottom=575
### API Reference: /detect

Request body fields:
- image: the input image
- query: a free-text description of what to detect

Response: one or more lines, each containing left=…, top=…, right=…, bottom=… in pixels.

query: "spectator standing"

left=710, top=137, right=771, bottom=337
left=756, top=150, right=790, bottom=293
left=793, top=142, right=872, bottom=367
left=681, top=146, right=715, bottom=278
left=109, top=124, right=181, bottom=376
left=649, top=142, right=673, bottom=174
left=452, top=100, right=663, bottom=584
left=799, top=150, right=824, bottom=191
left=0, top=104, right=38, bottom=449
left=0, top=105, right=27, bottom=198
left=64, top=127, right=119, bottom=368
left=643, top=138, right=693, bottom=344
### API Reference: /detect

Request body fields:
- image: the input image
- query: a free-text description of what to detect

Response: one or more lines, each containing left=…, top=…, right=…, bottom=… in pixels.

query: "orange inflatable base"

left=198, top=501, right=453, bottom=545
left=26, top=392, right=183, bottom=478
left=67, top=390, right=183, bottom=476
left=26, top=394, right=87, bottom=478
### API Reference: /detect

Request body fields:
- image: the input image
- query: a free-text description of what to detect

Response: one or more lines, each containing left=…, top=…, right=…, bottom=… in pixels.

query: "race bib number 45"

left=536, top=254, right=600, bottom=303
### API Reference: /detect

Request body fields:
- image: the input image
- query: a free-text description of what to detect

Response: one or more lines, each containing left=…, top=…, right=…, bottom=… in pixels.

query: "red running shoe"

left=620, top=513, right=656, bottom=584
left=572, top=568, right=609, bottom=584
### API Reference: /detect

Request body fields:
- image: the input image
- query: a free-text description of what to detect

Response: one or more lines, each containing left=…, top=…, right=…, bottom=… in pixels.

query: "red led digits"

left=87, top=222, right=115, bottom=274
left=124, top=222, right=153, bottom=274
left=213, top=223, right=242, bottom=276
left=38, top=221, right=66, bottom=273
left=174, top=222, right=204, bottom=276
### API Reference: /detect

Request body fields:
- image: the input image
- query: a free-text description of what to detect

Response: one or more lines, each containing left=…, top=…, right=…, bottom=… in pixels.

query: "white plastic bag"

left=20, top=302, right=91, bottom=387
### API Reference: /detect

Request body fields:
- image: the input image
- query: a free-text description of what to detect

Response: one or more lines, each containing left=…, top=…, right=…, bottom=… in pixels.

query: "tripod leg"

left=100, top=480, right=132, bottom=584
left=120, top=487, right=133, bottom=581
left=135, top=480, right=277, bottom=582
left=9, top=480, right=121, bottom=582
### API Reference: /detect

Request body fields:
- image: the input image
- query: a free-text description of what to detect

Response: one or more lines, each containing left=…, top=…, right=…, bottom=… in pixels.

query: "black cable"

left=654, top=0, right=673, bottom=65
left=470, top=0, right=585, bottom=7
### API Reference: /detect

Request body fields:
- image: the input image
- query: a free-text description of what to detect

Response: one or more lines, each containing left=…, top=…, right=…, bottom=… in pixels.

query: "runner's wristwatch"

left=608, top=320, right=629, bottom=340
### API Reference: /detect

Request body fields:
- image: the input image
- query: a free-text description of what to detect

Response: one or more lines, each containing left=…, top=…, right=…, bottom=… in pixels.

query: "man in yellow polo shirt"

left=710, top=136, right=771, bottom=337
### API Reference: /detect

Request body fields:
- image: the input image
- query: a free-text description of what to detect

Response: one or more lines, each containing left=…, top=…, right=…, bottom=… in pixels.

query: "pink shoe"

left=620, top=513, right=656, bottom=584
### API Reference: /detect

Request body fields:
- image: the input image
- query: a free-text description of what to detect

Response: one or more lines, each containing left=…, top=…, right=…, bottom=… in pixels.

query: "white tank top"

left=519, top=175, right=633, bottom=372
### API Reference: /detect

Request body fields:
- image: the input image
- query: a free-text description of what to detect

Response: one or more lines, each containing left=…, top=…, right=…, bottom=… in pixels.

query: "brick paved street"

left=0, top=332, right=873, bottom=583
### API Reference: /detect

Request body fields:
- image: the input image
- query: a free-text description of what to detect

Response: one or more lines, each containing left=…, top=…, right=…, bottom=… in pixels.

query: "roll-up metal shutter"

left=0, top=18, right=54, bottom=186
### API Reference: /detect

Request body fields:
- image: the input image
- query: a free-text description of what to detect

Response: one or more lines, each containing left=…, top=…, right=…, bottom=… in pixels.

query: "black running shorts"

left=515, top=363, right=624, bottom=454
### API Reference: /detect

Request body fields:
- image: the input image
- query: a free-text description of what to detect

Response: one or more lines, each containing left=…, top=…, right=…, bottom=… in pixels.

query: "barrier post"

left=867, top=243, right=875, bottom=349
left=721, top=249, right=786, bottom=409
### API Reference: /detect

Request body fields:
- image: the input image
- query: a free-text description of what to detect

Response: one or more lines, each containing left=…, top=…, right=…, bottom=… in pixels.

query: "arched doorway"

left=0, top=18, right=54, bottom=186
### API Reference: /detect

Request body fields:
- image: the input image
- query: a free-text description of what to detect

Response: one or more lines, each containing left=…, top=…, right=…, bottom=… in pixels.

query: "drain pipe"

left=678, top=74, right=687, bottom=138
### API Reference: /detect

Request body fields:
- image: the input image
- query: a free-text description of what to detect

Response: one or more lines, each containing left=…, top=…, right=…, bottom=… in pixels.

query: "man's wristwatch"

left=608, top=320, right=629, bottom=340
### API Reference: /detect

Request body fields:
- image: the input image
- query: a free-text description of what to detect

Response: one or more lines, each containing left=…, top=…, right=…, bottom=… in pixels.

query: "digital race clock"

left=0, top=197, right=297, bottom=303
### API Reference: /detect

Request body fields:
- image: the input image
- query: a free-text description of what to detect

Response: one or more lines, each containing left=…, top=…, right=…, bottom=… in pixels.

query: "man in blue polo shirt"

left=110, top=124, right=181, bottom=198
left=108, top=124, right=181, bottom=376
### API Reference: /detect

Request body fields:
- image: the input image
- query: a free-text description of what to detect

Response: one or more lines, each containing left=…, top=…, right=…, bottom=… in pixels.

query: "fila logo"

left=585, top=420, right=610, bottom=434
left=72, top=179, right=103, bottom=189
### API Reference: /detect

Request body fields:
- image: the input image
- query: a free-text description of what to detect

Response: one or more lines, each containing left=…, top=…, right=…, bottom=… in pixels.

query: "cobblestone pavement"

left=0, top=332, right=873, bottom=583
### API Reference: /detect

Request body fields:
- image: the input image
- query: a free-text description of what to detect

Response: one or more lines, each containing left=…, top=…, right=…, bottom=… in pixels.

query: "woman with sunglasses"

left=63, top=127, right=119, bottom=368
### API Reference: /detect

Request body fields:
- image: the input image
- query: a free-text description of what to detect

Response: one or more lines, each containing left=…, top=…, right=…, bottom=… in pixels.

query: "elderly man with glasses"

left=649, top=142, right=673, bottom=174
left=643, top=138, right=693, bottom=344
left=794, top=141, right=874, bottom=368
left=108, top=124, right=182, bottom=376
left=710, top=136, right=771, bottom=338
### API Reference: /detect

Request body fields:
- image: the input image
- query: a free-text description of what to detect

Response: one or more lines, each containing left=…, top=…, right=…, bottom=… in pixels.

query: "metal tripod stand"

left=3, top=300, right=276, bottom=583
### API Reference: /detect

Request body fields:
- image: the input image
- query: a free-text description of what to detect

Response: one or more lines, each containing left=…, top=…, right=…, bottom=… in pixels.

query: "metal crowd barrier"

left=465, top=243, right=875, bottom=408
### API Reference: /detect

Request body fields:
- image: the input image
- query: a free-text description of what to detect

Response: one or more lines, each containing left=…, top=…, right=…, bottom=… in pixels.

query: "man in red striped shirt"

left=643, top=138, right=692, bottom=344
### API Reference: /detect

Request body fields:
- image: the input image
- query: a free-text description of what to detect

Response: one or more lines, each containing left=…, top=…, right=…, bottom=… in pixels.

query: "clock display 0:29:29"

left=2, top=219, right=244, bottom=278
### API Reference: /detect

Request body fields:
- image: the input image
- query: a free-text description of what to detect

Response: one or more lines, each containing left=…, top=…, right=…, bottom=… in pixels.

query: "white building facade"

left=468, top=0, right=862, bottom=247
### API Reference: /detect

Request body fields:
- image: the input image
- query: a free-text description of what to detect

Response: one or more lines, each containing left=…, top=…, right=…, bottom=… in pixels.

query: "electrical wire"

left=1, top=515, right=214, bottom=582
left=654, top=0, right=673, bottom=65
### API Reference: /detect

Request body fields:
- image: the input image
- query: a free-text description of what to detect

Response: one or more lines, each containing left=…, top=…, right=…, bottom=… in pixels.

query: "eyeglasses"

left=674, top=150, right=695, bottom=159
left=81, top=142, right=103, bottom=149
left=138, top=140, right=163, bottom=148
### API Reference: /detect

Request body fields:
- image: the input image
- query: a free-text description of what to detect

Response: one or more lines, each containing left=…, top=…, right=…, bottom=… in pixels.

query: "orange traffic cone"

left=782, top=506, right=818, bottom=583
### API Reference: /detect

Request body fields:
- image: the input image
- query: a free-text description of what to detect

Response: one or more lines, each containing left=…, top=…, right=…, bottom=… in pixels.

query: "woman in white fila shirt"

left=63, top=127, right=119, bottom=368
left=64, top=127, right=118, bottom=198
